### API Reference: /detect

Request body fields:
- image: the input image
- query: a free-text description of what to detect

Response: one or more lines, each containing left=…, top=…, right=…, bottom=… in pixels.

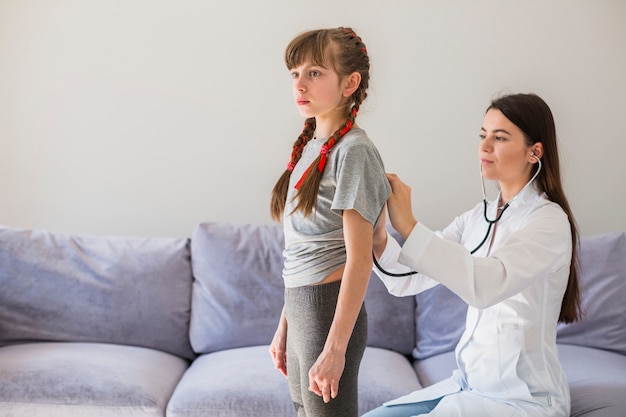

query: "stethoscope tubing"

left=374, top=156, right=542, bottom=277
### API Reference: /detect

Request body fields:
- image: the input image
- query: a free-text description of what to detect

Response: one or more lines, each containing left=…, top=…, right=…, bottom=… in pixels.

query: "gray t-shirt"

left=282, top=127, right=391, bottom=288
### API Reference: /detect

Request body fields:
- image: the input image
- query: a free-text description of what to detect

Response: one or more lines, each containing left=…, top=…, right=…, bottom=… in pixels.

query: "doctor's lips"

left=296, top=98, right=310, bottom=106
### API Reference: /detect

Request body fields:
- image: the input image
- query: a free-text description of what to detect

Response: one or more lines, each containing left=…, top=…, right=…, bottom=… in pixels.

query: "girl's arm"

left=308, top=209, right=372, bottom=403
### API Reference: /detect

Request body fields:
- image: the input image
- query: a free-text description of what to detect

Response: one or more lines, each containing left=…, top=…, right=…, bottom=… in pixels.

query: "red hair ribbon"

left=317, top=139, right=334, bottom=173
left=294, top=107, right=357, bottom=189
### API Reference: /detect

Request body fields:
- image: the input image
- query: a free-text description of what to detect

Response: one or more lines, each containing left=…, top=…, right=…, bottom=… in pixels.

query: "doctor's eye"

left=478, top=134, right=486, bottom=140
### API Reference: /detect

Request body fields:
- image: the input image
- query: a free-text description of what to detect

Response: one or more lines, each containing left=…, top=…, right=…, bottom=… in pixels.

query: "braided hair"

left=271, top=27, right=370, bottom=220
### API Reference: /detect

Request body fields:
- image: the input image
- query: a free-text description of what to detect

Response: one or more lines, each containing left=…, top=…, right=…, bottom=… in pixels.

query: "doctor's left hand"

left=308, top=348, right=345, bottom=403
left=385, top=173, right=418, bottom=240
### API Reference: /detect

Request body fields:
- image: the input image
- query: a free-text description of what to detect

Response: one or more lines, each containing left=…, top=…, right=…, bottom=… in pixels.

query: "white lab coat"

left=375, top=185, right=572, bottom=417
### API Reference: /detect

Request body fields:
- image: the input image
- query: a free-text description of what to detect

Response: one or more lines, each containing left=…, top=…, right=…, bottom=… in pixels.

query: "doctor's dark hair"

left=488, top=93, right=581, bottom=324
left=270, top=27, right=370, bottom=221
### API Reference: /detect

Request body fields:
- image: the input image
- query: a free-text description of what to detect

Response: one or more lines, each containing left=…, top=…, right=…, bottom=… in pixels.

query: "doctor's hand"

left=385, top=173, right=418, bottom=240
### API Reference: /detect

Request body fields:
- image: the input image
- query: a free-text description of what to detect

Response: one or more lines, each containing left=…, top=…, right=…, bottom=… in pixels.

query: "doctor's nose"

left=479, top=138, right=493, bottom=153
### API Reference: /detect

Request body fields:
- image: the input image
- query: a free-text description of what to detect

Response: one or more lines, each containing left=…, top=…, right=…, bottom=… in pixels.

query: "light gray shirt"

left=282, top=128, right=390, bottom=288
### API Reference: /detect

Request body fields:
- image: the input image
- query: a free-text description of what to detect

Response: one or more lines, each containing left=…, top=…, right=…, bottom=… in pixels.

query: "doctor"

left=364, top=93, right=581, bottom=417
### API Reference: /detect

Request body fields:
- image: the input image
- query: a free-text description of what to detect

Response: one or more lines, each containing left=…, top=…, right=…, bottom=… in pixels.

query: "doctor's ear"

left=529, top=144, right=543, bottom=161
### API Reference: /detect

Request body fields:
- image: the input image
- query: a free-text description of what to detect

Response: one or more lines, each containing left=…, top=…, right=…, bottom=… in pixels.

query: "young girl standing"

left=269, top=28, right=391, bottom=417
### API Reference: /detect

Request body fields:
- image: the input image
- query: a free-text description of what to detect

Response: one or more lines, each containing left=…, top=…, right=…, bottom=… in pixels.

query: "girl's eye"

left=309, top=70, right=320, bottom=77
left=290, top=72, right=299, bottom=79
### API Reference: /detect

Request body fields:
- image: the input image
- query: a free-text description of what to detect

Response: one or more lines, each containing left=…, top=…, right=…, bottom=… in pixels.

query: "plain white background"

left=1, top=0, right=624, bottom=238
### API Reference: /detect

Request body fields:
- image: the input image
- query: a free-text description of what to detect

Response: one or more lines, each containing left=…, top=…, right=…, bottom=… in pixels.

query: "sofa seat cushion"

left=167, top=345, right=421, bottom=417
left=412, top=344, right=626, bottom=417
left=412, top=350, right=456, bottom=388
left=558, top=344, right=626, bottom=417
left=0, top=342, right=188, bottom=417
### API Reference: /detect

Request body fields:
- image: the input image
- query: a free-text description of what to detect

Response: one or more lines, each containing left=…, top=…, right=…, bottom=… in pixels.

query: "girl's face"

left=290, top=57, right=349, bottom=123
left=479, top=109, right=538, bottom=193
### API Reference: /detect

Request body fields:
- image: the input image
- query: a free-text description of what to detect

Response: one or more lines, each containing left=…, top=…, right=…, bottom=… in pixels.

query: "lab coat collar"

left=487, top=183, right=543, bottom=218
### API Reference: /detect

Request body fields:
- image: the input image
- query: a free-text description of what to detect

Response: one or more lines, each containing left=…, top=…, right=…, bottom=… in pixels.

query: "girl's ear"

left=342, top=72, right=362, bottom=98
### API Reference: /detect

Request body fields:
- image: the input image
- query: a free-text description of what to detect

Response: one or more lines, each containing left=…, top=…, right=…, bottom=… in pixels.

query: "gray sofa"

left=0, top=222, right=624, bottom=417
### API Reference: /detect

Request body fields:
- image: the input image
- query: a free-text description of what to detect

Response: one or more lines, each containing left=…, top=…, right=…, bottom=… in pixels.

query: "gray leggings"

left=285, top=280, right=368, bottom=417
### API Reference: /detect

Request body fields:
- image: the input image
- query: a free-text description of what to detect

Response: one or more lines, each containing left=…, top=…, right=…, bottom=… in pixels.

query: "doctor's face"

left=478, top=109, right=534, bottom=190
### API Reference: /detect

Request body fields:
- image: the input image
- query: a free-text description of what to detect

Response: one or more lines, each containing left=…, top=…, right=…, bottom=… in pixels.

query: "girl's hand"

left=308, top=348, right=345, bottom=403
left=385, top=173, right=418, bottom=239
left=269, top=310, right=288, bottom=377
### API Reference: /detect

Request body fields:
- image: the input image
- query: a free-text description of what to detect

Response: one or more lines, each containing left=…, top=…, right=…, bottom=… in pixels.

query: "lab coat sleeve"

left=399, top=205, right=571, bottom=308
left=373, top=231, right=438, bottom=296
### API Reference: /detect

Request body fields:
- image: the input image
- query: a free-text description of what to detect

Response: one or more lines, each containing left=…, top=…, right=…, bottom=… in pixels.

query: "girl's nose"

left=293, top=77, right=306, bottom=92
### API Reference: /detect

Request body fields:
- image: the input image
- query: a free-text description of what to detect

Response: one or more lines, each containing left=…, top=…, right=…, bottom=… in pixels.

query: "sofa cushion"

left=189, top=222, right=416, bottom=355
left=0, top=226, right=194, bottom=359
left=189, top=222, right=286, bottom=354
left=167, top=346, right=421, bottom=417
left=0, top=342, right=188, bottom=417
left=413, top=285, right=467, bottom=359
left=558, top=344, right=626, bottom=417
left=412, top=344, right=626, bottom=417
left=557, top=232, right=626, bottom=355
left=413, top=350, right=457, bottom=387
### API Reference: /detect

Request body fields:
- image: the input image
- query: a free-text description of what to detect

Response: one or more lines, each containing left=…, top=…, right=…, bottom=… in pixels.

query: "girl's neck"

left=314, top=107, right=352, bottom=139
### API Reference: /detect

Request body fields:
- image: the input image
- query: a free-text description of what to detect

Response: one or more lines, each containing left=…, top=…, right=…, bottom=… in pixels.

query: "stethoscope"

left=373, top=154, right=542, bottom=277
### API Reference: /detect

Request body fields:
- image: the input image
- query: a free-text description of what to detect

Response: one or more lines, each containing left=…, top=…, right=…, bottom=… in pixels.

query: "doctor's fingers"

left=386, top=173, right=412, bottom=196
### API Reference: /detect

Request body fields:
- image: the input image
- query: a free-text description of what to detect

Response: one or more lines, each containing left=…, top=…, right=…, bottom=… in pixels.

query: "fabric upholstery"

left=168, top=346, right=422, bottom=417
left=189, top=222, right=286, bottom=354
left=0, top=225, right=195, bottom=359
left=413, top=286, right=467, bottom=359
left=557, top=232, right=626, bottom=355
left=556, top=344, right=626, bottom=417
left=0, top=342, right=188, bottom=417
left=189, top=222, right=416, bottom=355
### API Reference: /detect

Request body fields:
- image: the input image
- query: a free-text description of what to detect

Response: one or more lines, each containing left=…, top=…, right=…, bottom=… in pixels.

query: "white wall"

left=1, top=0, right=625, bottom=238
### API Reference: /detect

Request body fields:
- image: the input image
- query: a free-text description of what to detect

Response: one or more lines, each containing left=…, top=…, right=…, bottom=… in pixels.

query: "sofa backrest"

left=188, top=222, right=416, bottom=356
left=0, top=225, right=195, bottom=360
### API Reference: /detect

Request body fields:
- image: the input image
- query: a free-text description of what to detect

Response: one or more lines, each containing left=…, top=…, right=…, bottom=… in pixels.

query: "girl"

left=269, top=28, right=390, bottom=417
left=366, top=93, right=581, bottom=417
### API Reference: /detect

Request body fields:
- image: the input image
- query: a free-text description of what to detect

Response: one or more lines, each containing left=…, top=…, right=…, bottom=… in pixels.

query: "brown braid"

left=291, top=105, right=359, bottom=216
left=270, top=27, right=370, bottom=221
left=270, top=117, right=316, bottom=220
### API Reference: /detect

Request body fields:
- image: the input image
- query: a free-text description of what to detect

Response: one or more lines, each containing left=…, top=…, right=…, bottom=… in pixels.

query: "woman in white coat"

left=363, top=93, right=581, bottom=417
